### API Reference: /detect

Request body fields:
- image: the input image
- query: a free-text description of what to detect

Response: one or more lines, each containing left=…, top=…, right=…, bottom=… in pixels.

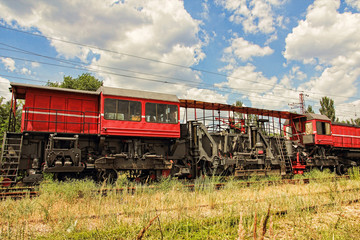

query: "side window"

left=104, top=98, right=141, bottom=121
left=145, top=103, right=178, bottom=124
left=316, top=121, right=331, bottom=135
left=157, top=104, right=167, bottom=123
left=325, top=122, right=331, bottom=135
left=145, top=103, right=157, bottom=122
left=305, top=122, right=313, bottom=135
left=168, top=105, right=178, bottom=123
left=104, top=99, right=117, bottom=120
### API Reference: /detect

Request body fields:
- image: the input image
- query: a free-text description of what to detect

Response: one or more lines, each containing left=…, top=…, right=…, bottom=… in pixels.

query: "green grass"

left=1, top=170, right=360, bottom=239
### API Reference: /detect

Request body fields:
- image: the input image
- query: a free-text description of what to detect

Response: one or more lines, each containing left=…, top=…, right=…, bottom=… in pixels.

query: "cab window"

left=305, top=122, right=313, bottom=135
left=316, top=121, right=331, bottom=135
left=145, top=103, right=178, bottom=124
left=104, top=99, right=141, bottom=121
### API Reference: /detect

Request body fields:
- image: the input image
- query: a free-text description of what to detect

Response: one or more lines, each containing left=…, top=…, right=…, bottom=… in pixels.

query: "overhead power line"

left=0, top=53, right=305, bottom=104
left=1, top=25, right=360, bottom=106
left=0, top=25, right=296, bottom=92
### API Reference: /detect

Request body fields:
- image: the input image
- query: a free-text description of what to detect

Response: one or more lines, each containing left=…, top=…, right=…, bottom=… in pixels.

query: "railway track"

left=0, top=190, right=38, bottom=200
left=2, top=186, right=359, bottom=225
left=0, top=175, right=352, bottom=200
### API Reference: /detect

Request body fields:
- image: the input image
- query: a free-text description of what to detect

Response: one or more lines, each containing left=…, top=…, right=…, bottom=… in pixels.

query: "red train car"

left=1, top=82, right=180, bottom=185
left=17, top=83, right=99, bottom=134
left=286, top=112, right=360, bottom=150
left=11, top=83, right=180, bottom=138
left=332, top=123, right=360, bottom=149
left=99, top=86, right=180, bottom=138
left=286, top=112, right=359, bottom=174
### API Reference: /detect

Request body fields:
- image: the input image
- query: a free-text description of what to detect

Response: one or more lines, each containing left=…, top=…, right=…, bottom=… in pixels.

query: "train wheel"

left=98, top=170, right=118, bottom=184
left=336, top=164, right=347, bottom=175
left=201, top=161, right=213, bottom=177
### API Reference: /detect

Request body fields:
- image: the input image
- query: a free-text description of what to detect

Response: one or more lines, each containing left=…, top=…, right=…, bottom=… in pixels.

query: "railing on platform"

left=23, top=107, right=100, bottom=134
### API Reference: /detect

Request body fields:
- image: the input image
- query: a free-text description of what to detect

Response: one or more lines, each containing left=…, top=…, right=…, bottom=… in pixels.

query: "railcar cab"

left=302, top=113, right=332, bottom=145
left=98, top=86, right=180, bottom=138
left=286, top=113, right=332, bottom=146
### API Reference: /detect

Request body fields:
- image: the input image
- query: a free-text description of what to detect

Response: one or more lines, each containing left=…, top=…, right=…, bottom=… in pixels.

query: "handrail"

left=23, top=107, right=100, bottom=134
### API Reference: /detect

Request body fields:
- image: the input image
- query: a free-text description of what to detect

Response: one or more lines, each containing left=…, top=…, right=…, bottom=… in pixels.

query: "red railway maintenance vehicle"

left=285, top=113, right=359, bottom=174
left=0, top=82, right=358, bottom=185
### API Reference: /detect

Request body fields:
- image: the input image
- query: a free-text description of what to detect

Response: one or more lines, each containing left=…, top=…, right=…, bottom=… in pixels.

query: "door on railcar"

left=314, top=120, right=332, bottom=145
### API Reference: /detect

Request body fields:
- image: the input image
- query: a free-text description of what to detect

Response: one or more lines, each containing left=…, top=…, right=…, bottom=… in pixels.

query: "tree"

left=233, top=101, right=243, bottom=118
left=351, top=118, right=360, bottom=126
left=306, top=105, right=314, bottom=113
left=319, top=96, right=336, bottom=122
left=46, top=73, right=102, bottom=91
left=0, top=97, right=22, bottom=142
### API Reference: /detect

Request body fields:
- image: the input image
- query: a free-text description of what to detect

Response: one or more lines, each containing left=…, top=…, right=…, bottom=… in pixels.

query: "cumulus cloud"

left=181, top=88, right=228, bottom=103
left=216, top=63, right=277, bottom=95
left=31, top=62, right=41, bottom=68
left=217, top=0, right=287, bottom=34
left=284, top=0, right=360, bottom=103
left=218, top=35, right=279, bottom=108
left=21, top=67, right=31, bottom=75
left=336, top=100, right=360, bottom=121
left=246, top=89, right=298, bottom=110
left=0, top=0, right=208, bottom=98
left=201, top=0, right=210, bottom=20
left=222, top=37, right=274, bottom=63
left=1, top=57, right=16, bottom=72
left=346, top=0, right=360, bottom=10
left=290, top=66, right=307, bottom=81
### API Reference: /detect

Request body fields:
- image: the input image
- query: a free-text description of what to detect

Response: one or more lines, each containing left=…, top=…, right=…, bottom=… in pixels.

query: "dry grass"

left=0, top=172, right=360, bottom=239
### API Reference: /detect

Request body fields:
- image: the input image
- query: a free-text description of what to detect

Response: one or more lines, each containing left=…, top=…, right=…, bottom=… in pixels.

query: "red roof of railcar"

left=179, top=99, right=303, bottom=120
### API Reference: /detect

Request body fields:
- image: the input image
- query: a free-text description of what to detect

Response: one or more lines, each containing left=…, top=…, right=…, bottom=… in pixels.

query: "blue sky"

left=1, top=0, right=360, bottom=120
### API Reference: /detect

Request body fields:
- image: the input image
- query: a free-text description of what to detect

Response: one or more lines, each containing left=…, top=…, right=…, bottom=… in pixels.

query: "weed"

left=1, top=176, right=360, bottom=239
left=349, top=166, right=360, bottom=180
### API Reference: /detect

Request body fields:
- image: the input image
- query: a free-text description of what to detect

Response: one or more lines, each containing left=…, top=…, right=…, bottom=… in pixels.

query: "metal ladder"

left=275, top=136, right=292, bottom=175
left=0, top=132, right=23, bottom=186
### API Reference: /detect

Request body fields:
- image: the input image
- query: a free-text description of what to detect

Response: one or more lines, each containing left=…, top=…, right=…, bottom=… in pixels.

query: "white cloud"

left=1, top=57, right=16, bottom=72
left=216, top=63, right=277, bottom=95
left=265, top=33, right=278, bottom=45
left=218, top=36, right=278, bottom=108
left=201, top=0, right=210, bottom=20
left=284, top=0, right=360, bottom=103
left=21, top=67, right=31, bottom=75
left=0, top=77, right=12, bottom=101
left=217, top=0, right=287, bottom=34
left=336, top=100, right=360, bottom=121
left=31, top=62, right=41, bottom=68
left=290, top=66, right=307, bottom=81
left=222, top=37, right=274, bottom=63
left=0, top=0, right=206, bottom=98
left=346, top=0, right=360, bottom=10
left=181, top=88, right=228, bottom=103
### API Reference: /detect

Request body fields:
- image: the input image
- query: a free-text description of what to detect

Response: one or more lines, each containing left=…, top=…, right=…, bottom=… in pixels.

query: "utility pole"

left=289, top=93, right=308, bottom=114
left=299, top=93, right=305, bottom=114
